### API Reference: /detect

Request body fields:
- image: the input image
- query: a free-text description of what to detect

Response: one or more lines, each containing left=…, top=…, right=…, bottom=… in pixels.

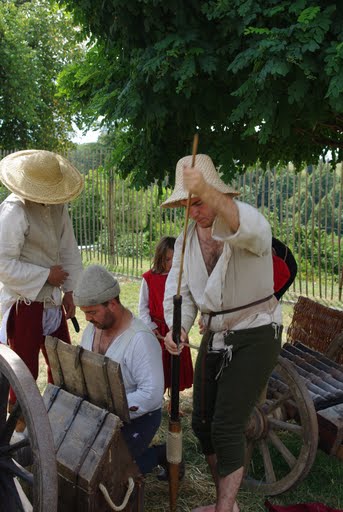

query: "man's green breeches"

left=192, top=323, right=282, bottom=477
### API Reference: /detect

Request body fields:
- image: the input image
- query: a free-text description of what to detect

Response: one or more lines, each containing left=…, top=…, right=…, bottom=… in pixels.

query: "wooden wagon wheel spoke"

left=243, top=356, right=318, bottom=496
left=0, top=344, right=58, bottom=512
left=0, top=437, right=30, bottom=456
left=244, top=440, right=255, bottom=474
left=0, top=457, right=34, bottom=484
left=0, top=404, right=18, bottom=443
left=268, top=417, right=303, bottom=435
left=258, top=439, right=276, bottom=483
left=267, top=430, right=297, bottom=468
left=263, top=390, right=293, bottom=415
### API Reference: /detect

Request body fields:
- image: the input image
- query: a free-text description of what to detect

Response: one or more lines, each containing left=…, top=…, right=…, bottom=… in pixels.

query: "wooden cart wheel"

left=0, top=343, right=58, bottom=511
left=243, top=355, right=318, bottom=495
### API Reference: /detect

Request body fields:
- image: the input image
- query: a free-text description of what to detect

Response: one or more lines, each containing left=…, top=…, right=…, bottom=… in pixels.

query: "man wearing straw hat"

left=0, top=149, right=83, bottom=430
left=163, top=154, right=282, bottom=512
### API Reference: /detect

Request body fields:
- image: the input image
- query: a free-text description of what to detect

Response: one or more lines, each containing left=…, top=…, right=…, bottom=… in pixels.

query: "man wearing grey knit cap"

left=74, top=264, right=167, bottom=476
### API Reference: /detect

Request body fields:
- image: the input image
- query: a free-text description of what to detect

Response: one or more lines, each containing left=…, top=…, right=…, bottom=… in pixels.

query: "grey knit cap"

left=73, top=265, right=120, bottom=306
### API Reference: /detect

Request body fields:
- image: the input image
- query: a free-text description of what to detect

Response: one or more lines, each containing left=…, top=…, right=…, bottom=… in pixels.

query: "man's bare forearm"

left=200, top=184, right=239, bottom=233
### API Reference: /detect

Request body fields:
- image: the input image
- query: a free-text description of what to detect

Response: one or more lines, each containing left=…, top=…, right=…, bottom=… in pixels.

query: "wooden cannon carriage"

left=243, top=296, right=343, bottom=496
left=0, top=336, right=144, bottom=512
left=1, top=295, right=343, bottom=510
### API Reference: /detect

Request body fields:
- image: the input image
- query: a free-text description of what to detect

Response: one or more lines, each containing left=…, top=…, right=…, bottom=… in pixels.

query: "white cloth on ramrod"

left=164, top=200, right=281, bottom=350
left=81, top=316, right=164, bottom=420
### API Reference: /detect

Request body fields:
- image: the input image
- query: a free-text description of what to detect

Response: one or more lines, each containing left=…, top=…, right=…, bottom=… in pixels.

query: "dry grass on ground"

left=35, top=279, right=343, bottom=511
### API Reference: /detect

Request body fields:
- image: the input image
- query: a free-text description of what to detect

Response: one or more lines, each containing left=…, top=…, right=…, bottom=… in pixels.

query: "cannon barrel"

left=268, top=374, right=326, bottom=410
left=268, top=344, right=343, bottom=411
left=294, top=342, right=343, bottom=372
left=281, top=348, right=343, bottom=392
left=286, top=343, right=343, bottom=384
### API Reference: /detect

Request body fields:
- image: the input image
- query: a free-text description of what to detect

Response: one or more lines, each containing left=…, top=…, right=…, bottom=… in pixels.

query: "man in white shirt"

left=162, top=154, right=282, bottom=512
left=0, top=150, right=83, bottom=429
left=73, top=264, right=166, bottom=476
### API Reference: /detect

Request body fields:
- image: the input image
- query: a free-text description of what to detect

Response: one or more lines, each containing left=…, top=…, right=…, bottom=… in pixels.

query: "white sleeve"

left=126, top=332, right=164, bottom=419
left=138, top=278, right=158, bottom=330
left=59, top=206, right=83, bottom=293
left=212, top=201, right=272, bottom=256
left=163, top=232, right=198, bottom=333
left=0, top=202, right=49, bottom=300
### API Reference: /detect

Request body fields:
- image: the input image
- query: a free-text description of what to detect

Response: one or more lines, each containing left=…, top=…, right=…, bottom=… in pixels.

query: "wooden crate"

left=44, top=337, right=144, bottom=511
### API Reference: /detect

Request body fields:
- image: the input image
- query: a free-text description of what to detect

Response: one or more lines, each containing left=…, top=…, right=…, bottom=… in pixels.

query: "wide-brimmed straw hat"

left=161, top=154, right=239, bottom=208
left=0, top=149, right=84, bottom=204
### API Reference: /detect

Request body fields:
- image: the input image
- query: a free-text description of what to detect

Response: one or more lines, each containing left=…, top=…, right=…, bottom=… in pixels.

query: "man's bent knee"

left=213, top=430, right=245, bottom=477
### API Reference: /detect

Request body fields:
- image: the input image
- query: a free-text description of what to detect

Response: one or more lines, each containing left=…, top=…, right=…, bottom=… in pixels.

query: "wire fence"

left=1, top=148, right=342, bottom=305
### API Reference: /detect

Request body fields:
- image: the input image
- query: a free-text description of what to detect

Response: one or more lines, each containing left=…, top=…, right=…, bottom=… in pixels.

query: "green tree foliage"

left=57, top=0, right=343, bottom=185
left=0, top=0, right=83, bottom=150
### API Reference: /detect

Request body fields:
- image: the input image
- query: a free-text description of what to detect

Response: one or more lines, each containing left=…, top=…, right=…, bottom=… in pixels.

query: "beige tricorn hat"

left=161, top=154, right=239, bottom=208
left=0, top=149, right=84, bottom=204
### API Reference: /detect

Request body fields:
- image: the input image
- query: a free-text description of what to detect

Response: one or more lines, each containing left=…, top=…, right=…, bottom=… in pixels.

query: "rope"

left=15, top=296, right=31, bottom=313
left=99, top=477, right=135, bottom=511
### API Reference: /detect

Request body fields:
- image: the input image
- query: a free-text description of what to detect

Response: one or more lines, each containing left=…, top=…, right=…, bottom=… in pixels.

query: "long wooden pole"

left=176, top=134, right=199, bottom=296
left=168, top=134, right=199, bottom=512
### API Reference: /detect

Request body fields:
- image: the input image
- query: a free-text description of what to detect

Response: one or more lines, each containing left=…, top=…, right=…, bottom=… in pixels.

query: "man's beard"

left=91, top=313, right=116, bottom=330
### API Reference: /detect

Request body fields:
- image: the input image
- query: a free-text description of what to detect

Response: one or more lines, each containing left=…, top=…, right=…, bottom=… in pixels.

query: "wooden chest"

left=44, top=337, right=144, bottom=512
left=317, top=403, right=343, bottom=460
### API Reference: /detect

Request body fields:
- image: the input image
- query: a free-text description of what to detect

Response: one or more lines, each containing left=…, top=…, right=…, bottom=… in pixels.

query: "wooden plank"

left=56, top=339, right=88, bottom=398
left=44, top=386, right=83, bottom=452
left=56, top=401, right=107, bottom=483
left=77, top=413, right=121, bottom=489
left=106, top=359, right=130, bottom=423
left=45, top=336, right=64, bottom=387
left=80, top=349, right=129, bottom=422
left=79, top=349, right=110, bottom=410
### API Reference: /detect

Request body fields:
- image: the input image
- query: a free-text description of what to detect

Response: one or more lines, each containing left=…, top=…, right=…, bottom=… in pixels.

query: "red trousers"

left=7, top=301, right=71, bottom=403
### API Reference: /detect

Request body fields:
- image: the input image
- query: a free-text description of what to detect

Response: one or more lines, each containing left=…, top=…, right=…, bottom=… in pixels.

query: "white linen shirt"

left=81, top=317, right=164, bottom=420
left=138, top=278, right=158, bottom=330
left=164, top=201, right=281, bottom=349
left=0, top=195, right=82, bottom=314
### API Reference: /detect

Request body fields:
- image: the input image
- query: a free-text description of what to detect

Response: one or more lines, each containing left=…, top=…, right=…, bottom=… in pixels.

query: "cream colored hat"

left=73, top=265, right=120, bottom=306
left=161, top=154, right=239, bottom=208
left=0, top=149, right=84, bottom=204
